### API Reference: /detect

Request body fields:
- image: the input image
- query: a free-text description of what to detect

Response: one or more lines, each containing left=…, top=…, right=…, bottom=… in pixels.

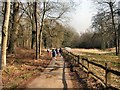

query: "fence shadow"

left=62, top=60, right=68, bottom=90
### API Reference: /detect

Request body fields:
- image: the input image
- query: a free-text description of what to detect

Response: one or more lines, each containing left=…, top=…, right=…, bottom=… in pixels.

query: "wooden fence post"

left=87, top=60, right=89, bottom=78
left=105, top=62, right=111, bottom=88
left=74, top=56, right=76, bottom=65
left=105, top=63, right=108, bottom=88
left=107, top=62, right=111, bottom=87
left=81, top=58, right=84, bottom=69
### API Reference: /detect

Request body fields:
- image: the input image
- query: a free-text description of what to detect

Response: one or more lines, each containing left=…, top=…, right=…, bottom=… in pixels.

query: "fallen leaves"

left=2, top=48, right=51, bottom=88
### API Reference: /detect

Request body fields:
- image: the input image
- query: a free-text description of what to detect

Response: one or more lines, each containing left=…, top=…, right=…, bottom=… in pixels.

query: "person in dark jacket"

left=55, top=48, right=59, bottom=56
left=59, top=48, right=62, bottom=56
left=52, top=49, right=56, bottom=59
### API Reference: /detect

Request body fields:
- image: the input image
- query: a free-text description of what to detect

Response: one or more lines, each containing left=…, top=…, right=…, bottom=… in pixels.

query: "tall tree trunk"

left=109, top=2, right=118, bottom=55
left=31, top=13, right=36, bottom=49
left=39, top=2, right=46, bottom=56
left=8, top=2, right=19, bottom=53
left=118, top=38, right=120, bottom=54
left=118, top=24, right=120, bottom=55
left=1, top=0, right=10, bottom=68
left=39, top=31, right=42, bottom=56
left=34, top=2, right=38, bottom=60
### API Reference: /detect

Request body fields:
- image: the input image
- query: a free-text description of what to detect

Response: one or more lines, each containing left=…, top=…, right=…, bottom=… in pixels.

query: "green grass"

left=80, top=52, right=119, bottom=61
left=73, top=51, right=120, bottom=69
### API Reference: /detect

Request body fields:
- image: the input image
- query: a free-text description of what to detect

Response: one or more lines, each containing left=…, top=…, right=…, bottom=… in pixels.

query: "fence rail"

left=64, top=49, right=120, bottom=89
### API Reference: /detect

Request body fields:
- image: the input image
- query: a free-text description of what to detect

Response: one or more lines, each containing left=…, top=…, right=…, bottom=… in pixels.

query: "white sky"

left=69, top=0, right=97, bottom=33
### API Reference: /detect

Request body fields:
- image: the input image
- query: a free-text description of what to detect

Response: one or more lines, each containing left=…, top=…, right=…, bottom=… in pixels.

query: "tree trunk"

left=39, top=31, right=42, bottom=56
left=39, top=2, right=46, bottom=56
left=118, top=24, right=120, bottom=55
left=101, top=25, right=106, bottom=50
left=8, top=2, right=19, bottom=54
left=1, top=0, right=10, bottom=68
left=31, top=13, right=36, bottom=49
left=109, top=2, right=118, bottom=55
left=34, top=2, right=38, bottom=60
left=118, top=38, right=120, bottom=55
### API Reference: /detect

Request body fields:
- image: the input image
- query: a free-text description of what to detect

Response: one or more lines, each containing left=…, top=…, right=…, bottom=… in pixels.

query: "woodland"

left=0, top=0, right=120, bottom=89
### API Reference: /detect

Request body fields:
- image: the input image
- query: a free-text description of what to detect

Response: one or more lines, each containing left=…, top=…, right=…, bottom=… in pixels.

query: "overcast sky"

left=69, top=0, right=97, bottom=33
left=69, top=0, right=120, bottom=33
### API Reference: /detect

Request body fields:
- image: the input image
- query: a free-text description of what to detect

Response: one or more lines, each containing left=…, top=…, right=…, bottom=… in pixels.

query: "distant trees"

left=62, top=26, right=80, bottom=48
left=1, top=0, right=10, bottom=67
left=43, top=20, right=64, bottom=48
left=77, top=0, right=120, bottom=55
left=20, top=2, right=36, bottom=49
left=78, top=28, right=102, bottom=49
left=79, top=0, right=118, bottom=54
left=38, top=1, right=76, bottom=56
left=42, top=19, right=79, bottom=48
left=94, top=0, right=119, bottom=55
left=92, top=11, right=114, bottom=49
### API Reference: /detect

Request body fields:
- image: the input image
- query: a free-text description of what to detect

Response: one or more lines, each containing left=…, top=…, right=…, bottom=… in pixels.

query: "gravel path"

left=26, top=56, right=73, bottom=89
left=25, top=56, right=103, bottom=89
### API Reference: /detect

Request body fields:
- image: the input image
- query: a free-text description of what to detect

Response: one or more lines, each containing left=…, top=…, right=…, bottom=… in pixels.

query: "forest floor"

left=2, top=47, right=51, bottom=89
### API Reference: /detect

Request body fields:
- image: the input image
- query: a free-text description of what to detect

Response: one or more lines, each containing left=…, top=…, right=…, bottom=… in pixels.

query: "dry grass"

left=70, top=48, right=115, bottom=54
left=2, top=47, right=51, bottom=88
left=67, top=48, right=120, bottom=89
left=70, top=48, right=120, bottom=69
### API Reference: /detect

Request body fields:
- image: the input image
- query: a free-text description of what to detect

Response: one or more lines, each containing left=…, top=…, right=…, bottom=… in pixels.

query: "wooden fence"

left=64, top=49, right=120, bottom=89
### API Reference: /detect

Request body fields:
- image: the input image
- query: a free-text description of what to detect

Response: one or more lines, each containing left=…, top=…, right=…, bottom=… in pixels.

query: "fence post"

left=107, top=62, right=111, bottom=87
left=73, top=56, right=75, bottom=63
left=105, top=63, right=108, bottom=88
left=81, top=58, right=84, bottom=70
left=87, top=60, right=89, bottom=78
left=105, top=62, right=111, bottom=88
left=78, top=55, right=80, bottom=64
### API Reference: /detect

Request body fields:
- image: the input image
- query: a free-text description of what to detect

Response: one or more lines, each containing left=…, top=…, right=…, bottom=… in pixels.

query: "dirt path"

left=25, top=56, right=73, bottom=89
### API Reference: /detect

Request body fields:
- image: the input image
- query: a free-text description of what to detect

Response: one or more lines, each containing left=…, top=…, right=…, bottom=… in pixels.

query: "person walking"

left=52, top=49, right=56, bottom=67
left=47, top=49, right=50, bottom=56
left=55, top=48, right=59, bottom=57
left=52, top=49, right=56, bottom=59
left=59, top=48, right=62, bottom=56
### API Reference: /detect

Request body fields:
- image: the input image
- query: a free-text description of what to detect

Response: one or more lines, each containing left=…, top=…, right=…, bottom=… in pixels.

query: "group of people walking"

left=47, top=48, right=62, bottom=59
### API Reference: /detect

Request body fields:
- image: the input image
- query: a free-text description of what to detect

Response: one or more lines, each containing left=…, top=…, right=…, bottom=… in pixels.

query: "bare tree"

left=38, top=1, right=77, bottom=56
left=34, top=2, right=38, bottom=60
left=92, top=0, right=119, bottom=55
left=92, top=10, right=114, bottom=49
left=118, top=1, right=120, bottom=55
left=1, top=0, right=10, bottom=67
left=39, top=2, right=46, bottom=56
left=20, top=3, right=35, bottom=49
left=8, top=1, right=19, bottom=54
left=107, top=1, right=118, bottom=55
